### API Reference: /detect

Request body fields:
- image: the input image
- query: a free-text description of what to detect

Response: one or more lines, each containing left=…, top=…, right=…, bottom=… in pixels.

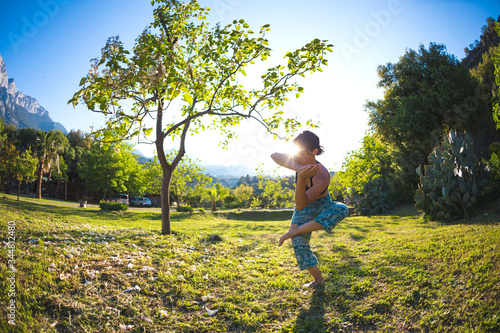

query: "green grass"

left=1, top=194, right=499, bottom=332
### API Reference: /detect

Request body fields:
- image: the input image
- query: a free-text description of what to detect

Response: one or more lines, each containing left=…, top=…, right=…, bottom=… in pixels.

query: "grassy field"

left=1, top=194, right=499, bottom=333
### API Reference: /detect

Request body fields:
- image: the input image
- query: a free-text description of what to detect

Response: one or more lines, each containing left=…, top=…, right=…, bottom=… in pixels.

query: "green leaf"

left=183, top=93, right=193, bottom=105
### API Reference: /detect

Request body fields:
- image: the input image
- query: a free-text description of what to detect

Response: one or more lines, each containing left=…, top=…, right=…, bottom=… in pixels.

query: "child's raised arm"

left=271, top=152, right=303, bottom=172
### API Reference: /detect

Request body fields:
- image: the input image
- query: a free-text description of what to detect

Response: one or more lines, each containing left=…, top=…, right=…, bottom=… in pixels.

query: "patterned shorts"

left=290, top=195, right=348, bottom=270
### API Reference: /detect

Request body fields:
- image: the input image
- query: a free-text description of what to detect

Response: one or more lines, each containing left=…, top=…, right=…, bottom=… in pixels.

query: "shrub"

left=414, top=130, right=487, bottom=221
left=99, top=201, right=128, bottom=211
left=482, top=152, right=500, bottom=199
left=177, top=206, right=194, bottom=212
left=355, top=177, right=394, bottom=215
left=198, top=208, right=205, bottom=213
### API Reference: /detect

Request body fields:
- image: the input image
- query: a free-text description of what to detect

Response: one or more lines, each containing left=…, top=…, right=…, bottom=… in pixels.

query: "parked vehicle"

left=130, top=197, right=152, bottom=207
left=112, top=194, right=129, bottom=205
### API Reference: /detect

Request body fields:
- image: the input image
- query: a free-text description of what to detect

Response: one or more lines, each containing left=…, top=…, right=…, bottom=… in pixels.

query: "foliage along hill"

left=0, top=53, right=67, bottom=134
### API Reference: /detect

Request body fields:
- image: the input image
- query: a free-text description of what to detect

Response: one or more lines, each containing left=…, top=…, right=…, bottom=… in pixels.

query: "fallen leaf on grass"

left=85, top=269, right=99, bottom=278
left=202, top=274, right=209, bottom=280
left=119, top=324, right=134, bottom=331
left=105, top=306, right=120, bottom=315
left=59, top=273, right=71, bottom=280
left=122, top=285, right=141, bottom=293
left=206, top=308, right=218, bottom=316
left=177, top=275, right=186, bottom=281
left=158, top=310, right=168, bottom=318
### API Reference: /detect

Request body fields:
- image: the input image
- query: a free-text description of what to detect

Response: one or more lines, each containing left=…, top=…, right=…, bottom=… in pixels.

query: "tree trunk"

left=36, top=159, right=44, bottom=199
left=65, top=179, right=68, bottom=201
left=161, top=168, right=172, bottom=235
left=155, top=95, right=189, bottom=235
left=17, top=180, right=21, bottom=201
left=55, top=179, right=61, bottom=198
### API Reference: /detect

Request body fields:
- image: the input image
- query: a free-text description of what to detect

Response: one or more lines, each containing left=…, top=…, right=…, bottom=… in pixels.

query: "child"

left=271, top=131, right=348, bottom=288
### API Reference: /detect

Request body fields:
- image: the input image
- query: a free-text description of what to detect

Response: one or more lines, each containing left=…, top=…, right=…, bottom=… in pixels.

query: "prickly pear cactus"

left=414, top=130, right=487, bottom=221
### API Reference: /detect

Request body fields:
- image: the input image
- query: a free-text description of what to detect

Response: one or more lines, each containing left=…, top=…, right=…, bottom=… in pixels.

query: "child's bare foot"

left=278, top=224, right=299, bottom=246
left=302, top=279, right=325, bottom=289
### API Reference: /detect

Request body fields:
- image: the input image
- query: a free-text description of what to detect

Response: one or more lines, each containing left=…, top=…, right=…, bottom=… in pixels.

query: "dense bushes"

left=177, top=206, right=195, bottom=212
left=414, top=131, right=487, bottom=221
left=355, top=178, right=394, bottom=215
left=99, top=201, right=128, bottom=211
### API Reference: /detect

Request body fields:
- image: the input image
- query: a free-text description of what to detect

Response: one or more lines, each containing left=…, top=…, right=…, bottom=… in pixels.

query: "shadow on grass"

left=214, top=210, right=294, bottom=221
left=294, top=288, right=326, bottom=333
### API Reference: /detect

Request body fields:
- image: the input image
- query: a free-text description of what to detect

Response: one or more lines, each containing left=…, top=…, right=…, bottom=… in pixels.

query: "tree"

left=12, top=148, right=38, bottom=201
left=0, top=142, right=20, bottom=192
left=493, top=21, right=500, bottom=129
left=0, top=120, right=6, bottom=147
left=144, top=152, right=211, bottom=206
left=34, top=130, right=69, bottom=199
left=366, top=43, right=480, bottom=199
left=79, top=141, right=142, bottom=199
left=231, top=183, right=254, bottom=208
left=207, top=183, right=228, bottom=211
left=64, top=130, right=93, bottom=183
left=337, top=133, right=392, bottom=198
left=69, top=0, right=332, bottom=234
left=253, top=167, right=294, bottom=209
left=462, top=16, right=500, bottom=69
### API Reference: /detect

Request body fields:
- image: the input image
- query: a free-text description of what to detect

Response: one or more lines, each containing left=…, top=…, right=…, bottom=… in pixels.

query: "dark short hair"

left=292, top=131, right=324, bottom=155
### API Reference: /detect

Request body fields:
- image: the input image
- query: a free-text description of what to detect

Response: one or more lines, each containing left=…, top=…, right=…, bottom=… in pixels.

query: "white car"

left=113, top=194, right=129, bottom=205
left=130, top=197, right=152, bottom=207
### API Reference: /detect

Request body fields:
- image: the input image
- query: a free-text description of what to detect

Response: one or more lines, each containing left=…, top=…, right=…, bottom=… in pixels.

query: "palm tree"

left=208, top=184, right=227, bottom=212
left=35, top=130, right=67, bottom=199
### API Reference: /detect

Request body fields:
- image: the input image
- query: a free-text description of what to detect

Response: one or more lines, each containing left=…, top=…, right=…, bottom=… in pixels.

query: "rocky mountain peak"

left=0, top=53, right=67, bottom=133
left=0, top=54, right=8, bottom=88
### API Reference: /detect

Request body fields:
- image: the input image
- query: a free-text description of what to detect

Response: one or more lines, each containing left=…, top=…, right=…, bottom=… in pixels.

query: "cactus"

left=414, top=130, right=487, bottom=221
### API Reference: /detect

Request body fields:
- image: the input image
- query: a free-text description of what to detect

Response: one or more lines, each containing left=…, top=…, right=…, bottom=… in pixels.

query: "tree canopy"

left=79, top=141, right=143, bottom=199
left=365, top=43, right=481, bottom=198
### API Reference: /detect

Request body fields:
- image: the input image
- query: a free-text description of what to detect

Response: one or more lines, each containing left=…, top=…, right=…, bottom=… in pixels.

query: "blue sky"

left=1, top=0, right=499, bottom=173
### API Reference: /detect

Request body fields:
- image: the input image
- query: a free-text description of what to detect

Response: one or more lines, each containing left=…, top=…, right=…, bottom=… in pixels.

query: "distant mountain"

left=202, top=164, right=256, bottom=178
left=0, top=53, right=67, bottom=133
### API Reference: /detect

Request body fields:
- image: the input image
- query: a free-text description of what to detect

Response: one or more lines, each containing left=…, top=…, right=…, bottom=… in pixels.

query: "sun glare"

left=281, top=142, right=300, bottom=157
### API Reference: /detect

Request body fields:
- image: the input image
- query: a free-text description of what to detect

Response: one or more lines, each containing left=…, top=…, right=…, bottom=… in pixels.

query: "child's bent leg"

left=278, top=221, right=323, bottom=246
left=291, top=232, right=318, bottom=269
